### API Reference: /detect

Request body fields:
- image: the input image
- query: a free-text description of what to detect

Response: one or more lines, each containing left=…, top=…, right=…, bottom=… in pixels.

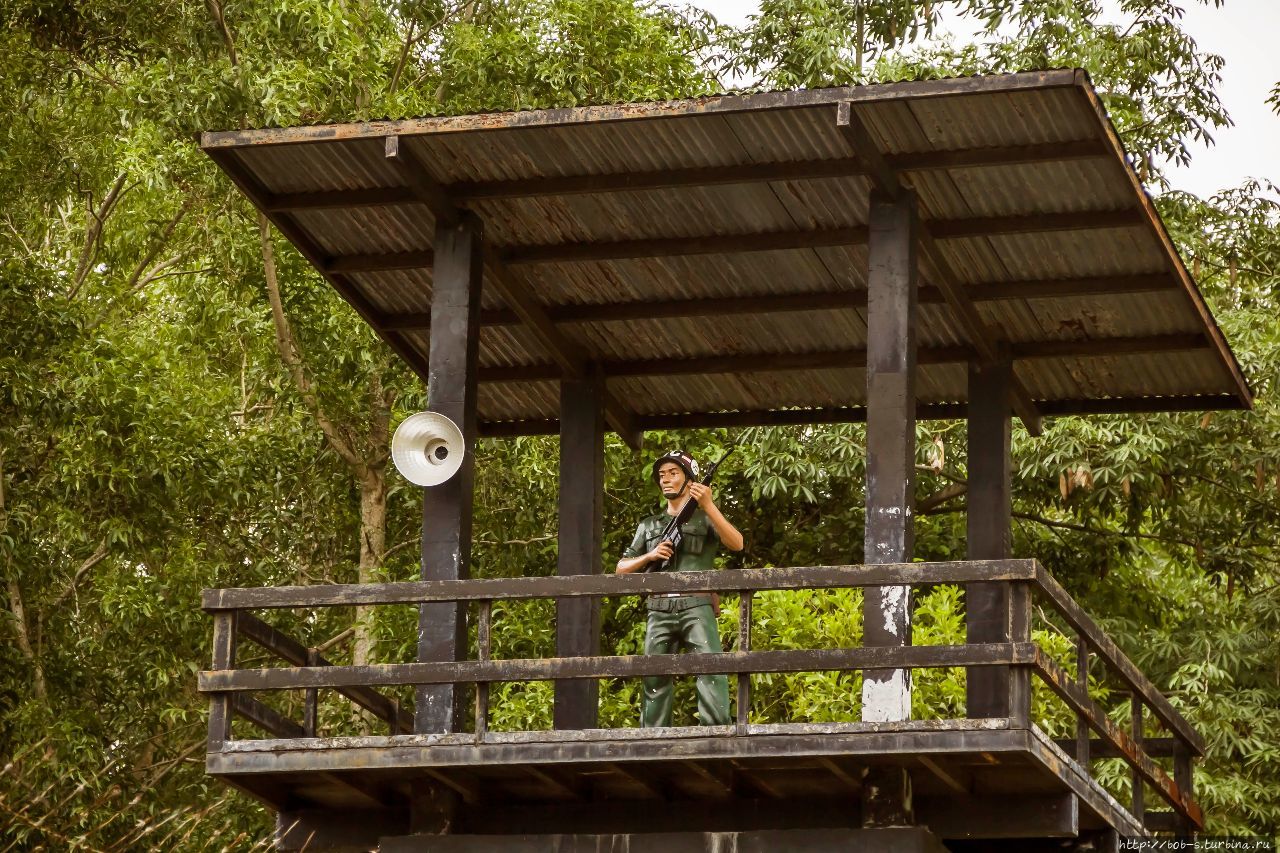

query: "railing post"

left=1131, top=697, right=1145, bottom=822
left=1010, top=581, right=1031, bottom=727
left=1174, top=742, right=1195, bottom=837
left=207, top=611, right=238, bottom=751
left=1075, top=636, right=1091, bottom=767
left=737, top=592, right=752, bottom=735
left=303, top=648, right=319, bottom=738
left=475, top=600, right=491, bottom=742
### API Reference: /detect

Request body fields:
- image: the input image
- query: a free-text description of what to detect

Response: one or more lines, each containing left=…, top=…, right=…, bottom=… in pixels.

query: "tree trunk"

left=354, top=468, right=388, bottom=667
left=6, top=576, right=48, bottom=702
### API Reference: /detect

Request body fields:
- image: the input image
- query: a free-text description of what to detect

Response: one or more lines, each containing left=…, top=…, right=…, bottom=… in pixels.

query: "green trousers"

left=641, top=598, right=731, bottom=727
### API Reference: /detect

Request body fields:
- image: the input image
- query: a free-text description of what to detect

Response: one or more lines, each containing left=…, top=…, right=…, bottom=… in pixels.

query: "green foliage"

left=726, top=0, right=944, bottom=88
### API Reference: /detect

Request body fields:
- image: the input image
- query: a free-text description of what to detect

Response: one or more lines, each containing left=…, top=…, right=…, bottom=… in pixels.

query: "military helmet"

left=651, top=449, right=700, bottom=484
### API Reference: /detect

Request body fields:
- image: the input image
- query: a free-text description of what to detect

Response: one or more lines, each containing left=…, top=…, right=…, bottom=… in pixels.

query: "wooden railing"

left=200, top=559, right=1202, bottom=831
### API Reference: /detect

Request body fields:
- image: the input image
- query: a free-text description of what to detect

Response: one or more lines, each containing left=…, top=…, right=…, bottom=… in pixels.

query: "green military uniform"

left=621, top=507, right=731, bottom=727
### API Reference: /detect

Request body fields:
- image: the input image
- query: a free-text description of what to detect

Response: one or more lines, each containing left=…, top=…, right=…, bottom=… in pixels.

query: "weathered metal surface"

left=200, top=642, right=1036, bottom=692
left=202, top=560, right=1039, bottom=610
left=199, top=71, right=1250, bottom=430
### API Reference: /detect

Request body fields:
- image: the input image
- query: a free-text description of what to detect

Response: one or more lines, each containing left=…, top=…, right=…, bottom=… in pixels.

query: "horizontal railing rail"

left=200, top=558, right=1202, bottom=831
left=201, top=560, right=1038, bottom=611
left=200, top=642, right=1036, bottom=692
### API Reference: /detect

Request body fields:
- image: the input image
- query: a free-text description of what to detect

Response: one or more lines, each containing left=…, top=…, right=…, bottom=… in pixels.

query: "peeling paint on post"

left=861, top=190, right=918, bottom=828
left=861, top=190, right=917, bottom=724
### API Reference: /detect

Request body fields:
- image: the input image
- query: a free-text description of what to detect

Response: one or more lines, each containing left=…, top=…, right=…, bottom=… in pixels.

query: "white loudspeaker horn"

left=391, top=412, right=465, bottom=487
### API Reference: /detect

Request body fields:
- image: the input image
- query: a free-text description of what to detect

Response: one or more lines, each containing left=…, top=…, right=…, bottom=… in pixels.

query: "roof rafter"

left=385, top=136, right=642, bottom=449
left=837, top=101, right=1049, bottom=435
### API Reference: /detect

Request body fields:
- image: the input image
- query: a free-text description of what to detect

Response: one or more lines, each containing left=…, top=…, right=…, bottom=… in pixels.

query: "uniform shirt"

left=621, top=507, right=721, bottom=573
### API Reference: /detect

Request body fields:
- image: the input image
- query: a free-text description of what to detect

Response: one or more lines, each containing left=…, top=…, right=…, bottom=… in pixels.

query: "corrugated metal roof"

left=201, top=69, right=1251, bottom=434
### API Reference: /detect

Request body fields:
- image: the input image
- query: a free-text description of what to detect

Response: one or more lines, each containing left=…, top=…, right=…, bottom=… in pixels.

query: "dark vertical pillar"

left=966, top=356, right=1014, bottom=719
left=1173, top=743, right=1195, bottom=837
left=860, top=190, right=917, bottom=828
left=207, top=611, right=237, bottom=750
left=861, top=190, right=917, bottom=720
left=417, top=215, right=483, bottom=734
left=554, top=368, right=604, bottom=729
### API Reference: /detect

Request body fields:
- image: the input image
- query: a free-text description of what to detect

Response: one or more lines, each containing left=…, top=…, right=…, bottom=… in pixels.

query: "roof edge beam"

left=200, top=71, right=1084, bottom=149
left=1076, top=83, right=1253, bottom=410
left=837, top=101, right=1046, bottom=435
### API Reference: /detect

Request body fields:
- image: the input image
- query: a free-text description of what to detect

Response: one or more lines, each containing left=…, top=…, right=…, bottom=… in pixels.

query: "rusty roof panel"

left=202, top=71, right=1251, bottom=428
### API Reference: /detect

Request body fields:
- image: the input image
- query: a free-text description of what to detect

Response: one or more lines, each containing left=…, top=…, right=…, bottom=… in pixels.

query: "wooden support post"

left=554, top=370, right=604, bottom=730
left=861, top=190, right=917, bottom=722
left=417, top=215, right=483, bottom=734
left=966, top=355, right=1017, bottom=719
left=207, top=611, right=237, bottom=750
left=860, top=190, right=917, bottom=828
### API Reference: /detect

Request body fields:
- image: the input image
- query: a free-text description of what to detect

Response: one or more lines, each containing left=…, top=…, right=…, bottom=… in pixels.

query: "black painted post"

left=416, top=215, right=483, bottom=735
left=1173, top=742, right=1195, bottom=837
left=860, top=190, right=917, bottom=828
left=207, top=611, right=237, bottom=750
left=1131, top=698, right=1145, bottom=822
left=1075, top=637, right=1091, bottom=766
left=967, top=355, right=1016, bottom=719
left=554, top=368, right=604, bottom=730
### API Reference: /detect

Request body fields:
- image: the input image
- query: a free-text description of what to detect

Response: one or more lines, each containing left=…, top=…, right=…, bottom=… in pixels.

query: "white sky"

left=695, top=0, right=1279, bottom=199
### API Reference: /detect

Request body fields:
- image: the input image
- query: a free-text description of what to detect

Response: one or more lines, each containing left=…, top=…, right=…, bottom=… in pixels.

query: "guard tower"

left=198, top=70, right=1249, bottom=851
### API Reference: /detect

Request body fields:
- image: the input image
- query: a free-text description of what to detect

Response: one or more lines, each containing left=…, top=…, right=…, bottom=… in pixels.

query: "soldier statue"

left=615, top=450, right=744, bottom=727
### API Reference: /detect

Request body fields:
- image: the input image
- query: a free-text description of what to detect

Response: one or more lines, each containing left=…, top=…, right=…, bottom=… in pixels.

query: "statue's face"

left=657, top=462, right=687, bottom=499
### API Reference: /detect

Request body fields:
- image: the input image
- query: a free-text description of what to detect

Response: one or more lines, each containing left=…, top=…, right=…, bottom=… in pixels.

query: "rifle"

left=647, top=444, right=738, bottom=573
